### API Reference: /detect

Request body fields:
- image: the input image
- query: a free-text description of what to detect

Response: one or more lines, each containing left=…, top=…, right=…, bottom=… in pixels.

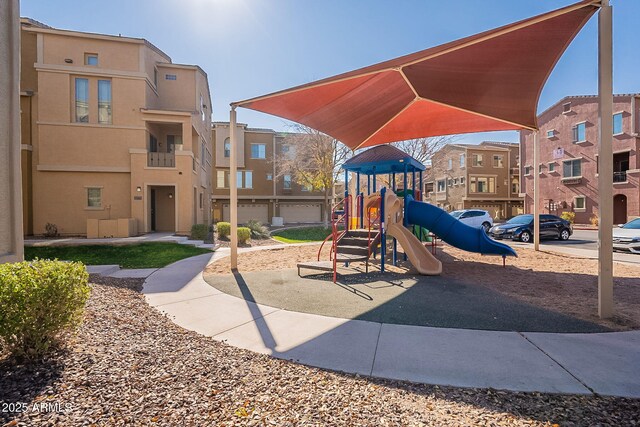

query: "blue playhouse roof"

left=342, top=145, right=426, bottom=175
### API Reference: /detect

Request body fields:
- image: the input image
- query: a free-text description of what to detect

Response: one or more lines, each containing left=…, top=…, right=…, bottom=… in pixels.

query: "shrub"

left=217, top=222, right=231, bottom=239
left=237, top=227, right=251, bottom=244
left=44, top=223, right=59, bottom=238
left=0, top=259, right=90, bottom=360
left=190, top=224, right=208, bottom=240
left=560, top=211, right=576, bottom=224
left=246, top=219, right=269, bottom=239
left=590, top=214, right=599, bottom=227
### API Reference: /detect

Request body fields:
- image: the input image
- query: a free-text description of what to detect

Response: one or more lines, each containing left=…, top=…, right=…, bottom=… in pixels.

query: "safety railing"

left=317, top=195, right=351, bottom=262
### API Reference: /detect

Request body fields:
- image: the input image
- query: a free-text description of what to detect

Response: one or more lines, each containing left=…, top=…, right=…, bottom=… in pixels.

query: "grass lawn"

left=271, top=226, right=333, bottom=243
left=24, top=242, right=211, bottom=269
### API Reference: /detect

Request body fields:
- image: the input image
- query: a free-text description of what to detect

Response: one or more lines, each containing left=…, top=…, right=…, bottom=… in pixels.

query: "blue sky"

left=21, top=0, right=639, bottom=145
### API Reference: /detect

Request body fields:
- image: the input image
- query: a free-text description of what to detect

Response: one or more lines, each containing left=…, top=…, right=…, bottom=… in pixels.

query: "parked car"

left=613, top=218, right=640, bottom=254
left=489, top=214, right=572, bottom=243
left=450, top=209, right=493, bottom=232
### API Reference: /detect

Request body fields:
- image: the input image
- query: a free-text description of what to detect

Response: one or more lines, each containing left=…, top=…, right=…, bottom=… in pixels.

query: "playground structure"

left=315, top=145, right=516, bottom=282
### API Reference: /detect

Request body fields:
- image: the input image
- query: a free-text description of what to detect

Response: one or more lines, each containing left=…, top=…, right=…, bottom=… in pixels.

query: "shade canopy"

left=234, top=0, right=599, bottom=150
left=342, top=145, right=425, bottom=176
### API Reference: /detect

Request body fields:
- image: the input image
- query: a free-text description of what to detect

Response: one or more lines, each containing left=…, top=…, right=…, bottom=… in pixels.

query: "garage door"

left=223, top=204, right=269, bottom=224
left=470, top=204, right=502, bottom=220
left=280, top=204, right=322, bottom=223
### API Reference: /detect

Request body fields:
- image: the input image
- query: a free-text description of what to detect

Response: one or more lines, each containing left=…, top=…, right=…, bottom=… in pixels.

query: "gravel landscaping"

left=1, top=275, right=639, bottom=425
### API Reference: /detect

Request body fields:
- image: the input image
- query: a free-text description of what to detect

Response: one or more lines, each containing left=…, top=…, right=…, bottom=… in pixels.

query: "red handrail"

left=317, top=196, right=351, bottom=261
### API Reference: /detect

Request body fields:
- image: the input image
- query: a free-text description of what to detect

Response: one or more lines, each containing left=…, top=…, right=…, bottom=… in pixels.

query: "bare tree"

left=391, top=135, right=457, bottom=165
left=276, top=124, right=351, bottom=226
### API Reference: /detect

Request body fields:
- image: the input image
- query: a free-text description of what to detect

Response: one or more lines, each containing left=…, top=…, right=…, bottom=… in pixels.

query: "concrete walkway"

left=25, top=232, right=217, bottom=250
left=141, top=247, right=640, bottom=398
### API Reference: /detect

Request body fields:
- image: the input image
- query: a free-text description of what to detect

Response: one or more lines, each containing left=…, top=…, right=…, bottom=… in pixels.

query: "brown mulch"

left=206, top=244, right=640, bottom=331
left=1, top=275, right=638, bottom=426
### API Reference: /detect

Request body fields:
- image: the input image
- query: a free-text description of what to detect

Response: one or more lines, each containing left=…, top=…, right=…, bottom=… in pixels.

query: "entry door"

left=150, top=189, right=157, bottom=231
left=614, top=195, right=627, bottom=225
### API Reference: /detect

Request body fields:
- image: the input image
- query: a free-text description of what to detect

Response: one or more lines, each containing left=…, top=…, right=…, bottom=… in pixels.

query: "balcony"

left=148, top=152, right=175, bottom=167
left=613, top=171, right=627, bottom=183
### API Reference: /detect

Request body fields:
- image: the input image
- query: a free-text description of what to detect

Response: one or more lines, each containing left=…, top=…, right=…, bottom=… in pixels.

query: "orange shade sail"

left=234, top=0, right=599, bottom=150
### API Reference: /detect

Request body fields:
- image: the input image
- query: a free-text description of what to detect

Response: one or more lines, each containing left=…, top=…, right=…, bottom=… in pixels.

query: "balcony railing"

left=614, top=171, right=627, bottom=183
left=148, top=152, right=175, bottom=167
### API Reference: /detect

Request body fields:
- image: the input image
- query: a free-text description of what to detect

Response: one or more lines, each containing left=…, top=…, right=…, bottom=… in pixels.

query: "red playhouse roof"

left=233, top=1, right=599, bottom=150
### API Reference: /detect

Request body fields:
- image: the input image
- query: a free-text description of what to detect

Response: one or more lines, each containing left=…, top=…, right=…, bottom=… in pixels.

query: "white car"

left=450, top=209, right=493, bottom=232
left=613, top=218, right=640, bottom=254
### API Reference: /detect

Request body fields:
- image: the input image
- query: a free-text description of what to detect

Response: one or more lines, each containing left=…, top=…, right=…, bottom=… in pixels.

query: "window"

left=75, top=78, right=89, bottom=122
left=167, top=135, right=181, bottom=152
left=154, top=68, right=158, bottom=87
left=283, top=174, right=292, bottom=190
left=460, top=177, right=465, bottom=186
left=266, top=173, right=273, bottom=180
left=224, top=137, right=230, bottom=158
left=85, top=54, right=98, bottom=66
left=524, top=166, right=531, bottom=176
left=460, top=154, right=466, bottom=168
left=165, top=74, right=177, bottom=80
left=469, top=176, right=496, bottom=193
left=282, top=145, right=290, bottom=153
left=216, top=171, right=225, bottom=188
left=472, top=154, right=483, bottom=167
left=453, top=177, right=458, bottom=186
left=572, top=122, right=586, bottom=143
left=436, top=179, right=446, bottom=192
left=447, top=178, right=453, bottom=187
left=492, top=155, right=503, bottom=168
left=511, top=179, right=519, bottom=194
left=200, top=95, right=205, bottom=121
left=613, top=112, right=623, bottom=135
left=548, top=163, right=556, bottom=173
left=447, top=159, right=453, bottom=170
left=562, top=102, right=572, bottom=113
left=236, top=171, right=243, bottom=189
left=244, top=171, right=253, bottom=189
left=199, top=193, right=203, bottom=209
left=201, top=138, right=206, bottom=165
left=539, top=164, right=544, bottom=174
left=301, top=183, right=312, bottom=192
left=251, top=144, right=266, bottom=159
left=87, top=188, right=102, bottom=208
left=574, top=196, right=586, bottom=211
left=562, top=159, right=582, bottom=178
left=98, top=80, right=112, bottom=124
left=546, top=130, right=555, bottom=138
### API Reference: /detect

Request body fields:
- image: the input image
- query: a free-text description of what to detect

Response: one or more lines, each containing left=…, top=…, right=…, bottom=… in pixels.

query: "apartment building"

left=20, top=19, right=212, bottom=236
left=520, top=94, right=639, bottom=224
left=211, top=122, right=332, bottom=224
left=424, top=142, right=523, bottom=219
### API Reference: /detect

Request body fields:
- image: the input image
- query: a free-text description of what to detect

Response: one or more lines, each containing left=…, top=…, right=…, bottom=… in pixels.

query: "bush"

left=190, top=224, right=208, bottom=240
left=217, top=222, right=231, bottom=239
left=238, top=227, right=251, bottom=244
left=0, top=259, right=90, bottom=360
left=246, top=219, right=269, bottom=239
left=560, top=211, right=576, bottom=224
left=44, top=223, right=59, bottom=238
left=590, top=214, right=599, bottom=227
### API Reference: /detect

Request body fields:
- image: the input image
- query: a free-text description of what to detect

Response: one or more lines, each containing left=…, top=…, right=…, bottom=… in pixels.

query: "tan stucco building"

left=425, top=142, right=523, bottom=219
left=20, top=19, right=212, bottom=237
left=211, top=122, right=332, bottom=224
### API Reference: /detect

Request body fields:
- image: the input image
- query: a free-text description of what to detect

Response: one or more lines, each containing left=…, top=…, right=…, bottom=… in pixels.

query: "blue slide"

left=404, top=196, right=517, bottom=257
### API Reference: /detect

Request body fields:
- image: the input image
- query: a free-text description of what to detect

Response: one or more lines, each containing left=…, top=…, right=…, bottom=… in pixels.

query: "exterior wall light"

left=136, top=186, right=142, bottom=192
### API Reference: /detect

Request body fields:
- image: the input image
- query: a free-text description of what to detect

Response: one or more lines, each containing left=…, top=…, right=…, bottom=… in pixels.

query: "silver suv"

left=450, top=209, right=493, bottom=232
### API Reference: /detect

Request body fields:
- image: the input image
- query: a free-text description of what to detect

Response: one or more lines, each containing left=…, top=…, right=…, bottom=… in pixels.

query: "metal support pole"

left=598, top=0, right=614, bottom=318
left=419, top=170, right=423, bottom=201
left=380, top=187, right=386, bottom=273
left=229, top=107, right=238, bottom=269
left=356, top=172, right=360, bottom=195
left=403, top=164, right=408, bottom=196
left=367, top=174, right=371, bottom=195
left=533, top=130, right=540, bottom=251
left=392, top=173, right=396, bottom=192
left=412, top=169, right=416, bottom=197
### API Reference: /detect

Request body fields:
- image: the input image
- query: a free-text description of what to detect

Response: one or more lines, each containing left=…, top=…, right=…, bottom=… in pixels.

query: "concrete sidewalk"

left=141, top=248, right=640, bottom=398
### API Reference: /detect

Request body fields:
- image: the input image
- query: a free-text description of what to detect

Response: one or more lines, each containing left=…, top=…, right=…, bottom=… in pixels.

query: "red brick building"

left=520, top=94, right=640, bottom=224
